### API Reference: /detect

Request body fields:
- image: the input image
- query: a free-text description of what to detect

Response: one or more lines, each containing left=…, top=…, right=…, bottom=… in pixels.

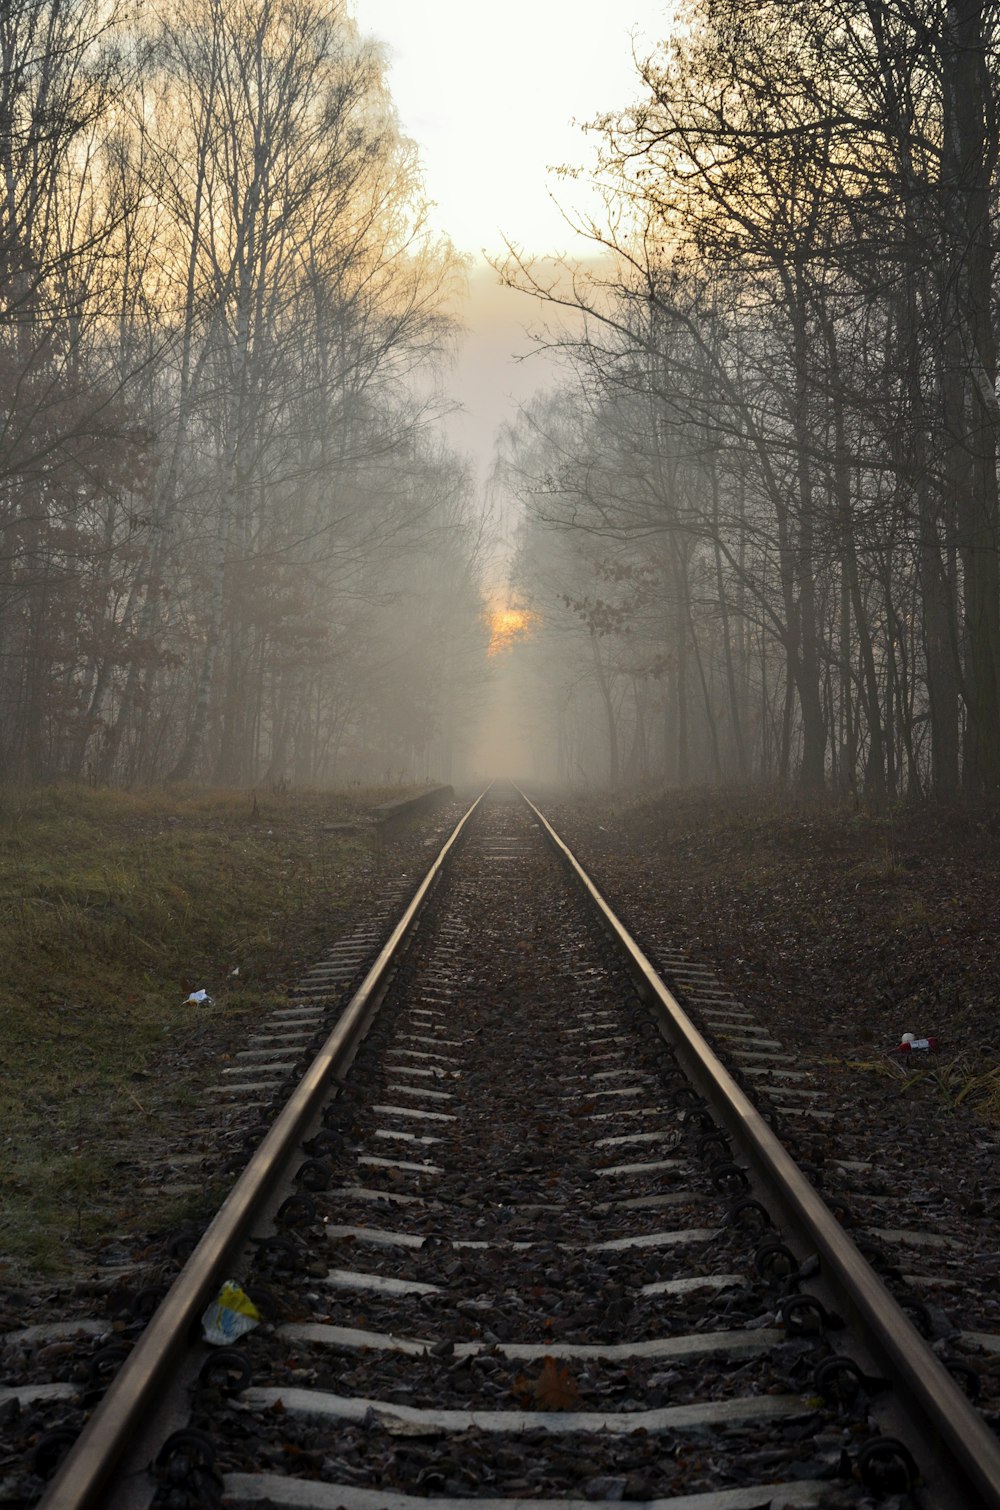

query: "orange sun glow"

left=487, top=605, right=538, bottom=656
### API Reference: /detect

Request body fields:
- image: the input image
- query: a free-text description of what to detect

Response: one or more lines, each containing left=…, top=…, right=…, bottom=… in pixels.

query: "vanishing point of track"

left=26, top=784, right=1000, bottom=1507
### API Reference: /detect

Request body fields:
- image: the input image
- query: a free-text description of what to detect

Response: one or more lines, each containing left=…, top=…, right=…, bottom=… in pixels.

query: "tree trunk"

left=943, top=0, right=1000, bottom=789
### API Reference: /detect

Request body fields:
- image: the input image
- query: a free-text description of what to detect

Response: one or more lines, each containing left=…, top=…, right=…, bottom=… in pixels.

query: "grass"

left=897, top=1055, right=1000, bottom=1123
left=840, top=1058, right=899, bottom=1078
left=849, top=847, right=905, bottom=885
left=0, top=781, right=420, bottom=1281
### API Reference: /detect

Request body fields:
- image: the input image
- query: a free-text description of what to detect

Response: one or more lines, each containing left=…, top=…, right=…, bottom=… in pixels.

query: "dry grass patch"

left=897, top=1056, right=1000, bottom=1124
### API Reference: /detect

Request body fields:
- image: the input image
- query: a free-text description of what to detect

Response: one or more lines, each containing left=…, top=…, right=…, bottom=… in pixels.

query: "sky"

left=351, top=0, right=675, bottom=490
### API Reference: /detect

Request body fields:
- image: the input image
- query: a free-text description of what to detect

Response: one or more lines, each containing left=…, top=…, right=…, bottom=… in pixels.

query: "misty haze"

left=5, top=3, right=1000, bottom=1506
left=0, top=0, right=994, bottom=796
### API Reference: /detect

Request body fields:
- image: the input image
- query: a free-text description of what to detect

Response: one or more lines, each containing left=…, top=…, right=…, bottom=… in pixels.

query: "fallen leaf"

left=513, top=1355, right=582, bottom=1411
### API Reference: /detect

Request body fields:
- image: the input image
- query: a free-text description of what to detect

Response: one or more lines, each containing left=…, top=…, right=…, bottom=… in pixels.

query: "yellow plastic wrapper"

left=200, top=1280, right=261, bottom=1346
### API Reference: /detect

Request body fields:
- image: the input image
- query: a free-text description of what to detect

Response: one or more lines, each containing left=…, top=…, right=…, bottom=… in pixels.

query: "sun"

left=486, top=605, right=538, bottom=656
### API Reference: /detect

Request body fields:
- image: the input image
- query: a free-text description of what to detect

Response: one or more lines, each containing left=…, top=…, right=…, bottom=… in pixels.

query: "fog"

left=3, top=0, right=999, bottom=798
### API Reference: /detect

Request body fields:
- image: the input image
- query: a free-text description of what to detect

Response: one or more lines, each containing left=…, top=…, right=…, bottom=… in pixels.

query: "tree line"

left=0, top=0, right=486, bottom=786
left=500, top=0, right=1000, bottom=799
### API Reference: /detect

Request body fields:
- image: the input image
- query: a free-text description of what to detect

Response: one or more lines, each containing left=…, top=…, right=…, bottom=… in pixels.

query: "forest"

left=0, top=0, right=486, bottom=787
left=4, top=0, right=1000, bottom=797
left=500, top=0, right=1000, bottom=799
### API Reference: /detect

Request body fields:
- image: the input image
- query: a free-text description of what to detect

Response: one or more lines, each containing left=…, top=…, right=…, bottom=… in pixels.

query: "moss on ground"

left=0, top=782, right=418, bottom=1279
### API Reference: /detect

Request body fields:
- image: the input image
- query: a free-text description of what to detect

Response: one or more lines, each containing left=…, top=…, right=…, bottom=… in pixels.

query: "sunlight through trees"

left=497, top=0, right=1000, bottom=797
left=0, top=0, right=486, bottom=785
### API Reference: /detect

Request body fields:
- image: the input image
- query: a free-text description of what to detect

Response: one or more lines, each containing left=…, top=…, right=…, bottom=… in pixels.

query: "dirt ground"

left=549, top=789, right=1000, bottom=1110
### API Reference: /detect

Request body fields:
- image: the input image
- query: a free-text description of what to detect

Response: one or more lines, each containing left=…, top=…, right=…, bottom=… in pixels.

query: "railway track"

left=5, top=784, right=1000, bottom=1508
left=540, top=805, right=1000, bottom=1435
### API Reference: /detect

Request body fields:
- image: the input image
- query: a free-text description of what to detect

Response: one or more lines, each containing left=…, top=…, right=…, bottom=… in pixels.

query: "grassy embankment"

left=0, top=783, right=417, bottom=1281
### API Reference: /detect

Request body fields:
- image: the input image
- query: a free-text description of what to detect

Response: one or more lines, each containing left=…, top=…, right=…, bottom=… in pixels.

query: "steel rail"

left=523, top=789, right=1000, bottom=1510
left=41, top=786, right=489, bottom=1510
